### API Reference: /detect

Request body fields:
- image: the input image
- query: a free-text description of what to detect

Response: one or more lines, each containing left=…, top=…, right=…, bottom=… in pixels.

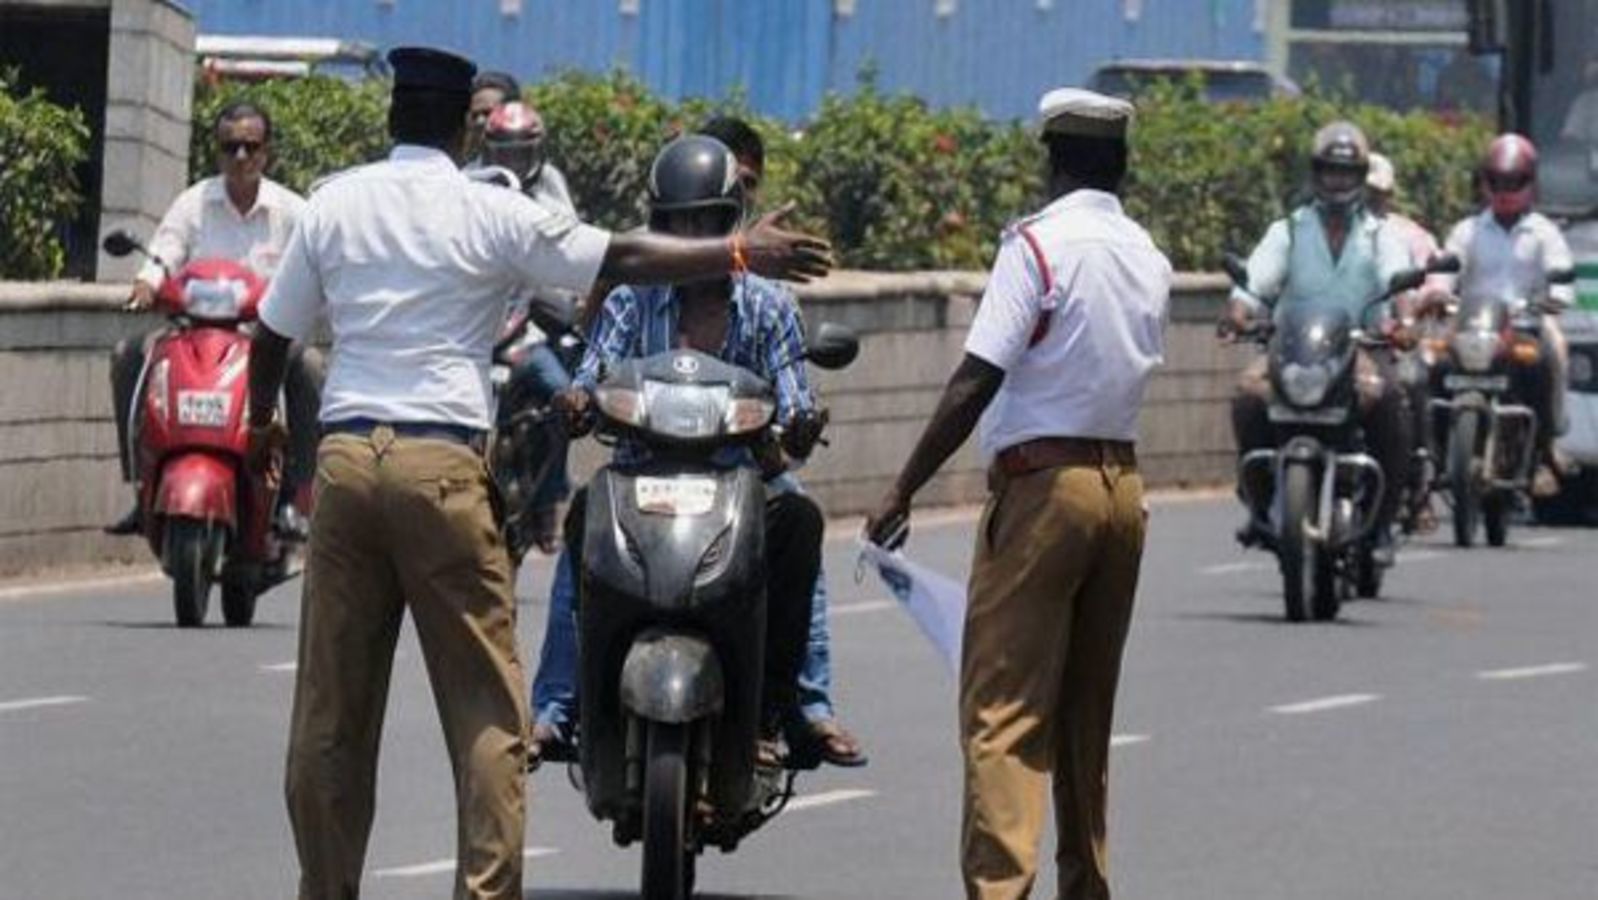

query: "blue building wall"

left=180, top=0, right=1265, bottom=121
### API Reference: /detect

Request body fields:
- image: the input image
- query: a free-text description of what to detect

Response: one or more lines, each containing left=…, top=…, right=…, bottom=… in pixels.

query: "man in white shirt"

left=246, top=46, right=831, bottom=900
left=1430, top=133, right=1575, bottom=490
left=106, top=100, right=320, bottom=536
left=866, top=88, right=1170, bottom=900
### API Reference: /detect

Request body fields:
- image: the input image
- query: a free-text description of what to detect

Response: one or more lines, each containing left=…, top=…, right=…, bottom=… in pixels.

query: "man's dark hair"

left=698, top=115, right=765, bottom=173
left=471, top=70, right=521, bottom=99
left=214, top=99, right=272, bottom=142
left=389, top=87, right=469, bottom=148
left=1045, top=134, right=1128, bottom=192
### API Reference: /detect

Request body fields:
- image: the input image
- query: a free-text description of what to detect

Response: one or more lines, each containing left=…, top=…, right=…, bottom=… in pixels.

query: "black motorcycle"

left=1224, top=256, right=1453, bottom=621
left=489, top=296, right=581, bottom=562
left=1432, top=269, right=1575, bottom=547
left=572, top=323, right=859, bottom=899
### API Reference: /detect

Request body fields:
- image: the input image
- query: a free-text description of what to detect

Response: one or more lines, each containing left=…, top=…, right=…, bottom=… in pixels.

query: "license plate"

left=1268, top=404, right=1347, bottom=425
left=176, top=390, right=231, bottom=427
left=1444, top=374, right=1509, bottom=391
left=635, top=476, right=717, bottom=517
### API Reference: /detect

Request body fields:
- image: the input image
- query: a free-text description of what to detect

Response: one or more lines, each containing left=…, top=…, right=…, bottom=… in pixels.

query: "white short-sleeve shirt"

left=258, top=145, right=611, bottom=429
left=136, top=176, right=306, bottom=287
left=964, top=189, right=1172, bottom=458
left=1443, top=210, right=1575, bottom=311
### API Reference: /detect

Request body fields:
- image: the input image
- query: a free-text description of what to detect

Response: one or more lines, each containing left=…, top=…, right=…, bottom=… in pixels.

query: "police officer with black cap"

left=247, top=46, right=831, bottom=900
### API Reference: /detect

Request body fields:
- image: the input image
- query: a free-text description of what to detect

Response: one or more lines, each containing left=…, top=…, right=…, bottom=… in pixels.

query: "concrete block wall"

left=0, top=272, right=1247, bottom=577
left=98, top=0, right=194, bottom=283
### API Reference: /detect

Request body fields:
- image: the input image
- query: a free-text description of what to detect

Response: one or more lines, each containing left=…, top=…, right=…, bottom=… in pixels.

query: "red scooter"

left=102, top=230, right=307, bottom=627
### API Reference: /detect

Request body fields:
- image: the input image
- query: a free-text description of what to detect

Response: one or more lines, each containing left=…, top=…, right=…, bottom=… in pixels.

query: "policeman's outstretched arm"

left=864, top=354, right=1005, bottom=549
left=598, top=203, right=832, bottom=285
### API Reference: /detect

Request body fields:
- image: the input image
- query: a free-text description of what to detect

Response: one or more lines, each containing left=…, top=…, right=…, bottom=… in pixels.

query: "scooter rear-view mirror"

left=804, top=322, right=860, bottom=371
left=102, top=230, right=141, bottom=258
left=1426, top=253, right=1462, bottom=275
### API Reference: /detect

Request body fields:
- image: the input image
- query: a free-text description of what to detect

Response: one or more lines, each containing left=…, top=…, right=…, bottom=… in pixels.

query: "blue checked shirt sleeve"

left=574, top=286, right=639, bottom=392
left=760, top=287, right=816, bottom=425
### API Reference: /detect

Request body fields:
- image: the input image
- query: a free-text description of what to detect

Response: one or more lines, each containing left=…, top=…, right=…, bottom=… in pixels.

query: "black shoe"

left=104, top=505, right=142, bottom=536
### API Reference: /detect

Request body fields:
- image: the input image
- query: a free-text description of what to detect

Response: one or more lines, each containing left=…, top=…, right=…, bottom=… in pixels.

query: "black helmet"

left=647, top=135, right=744, bottom=234
left=1310, top=121, right=1370, bottom=210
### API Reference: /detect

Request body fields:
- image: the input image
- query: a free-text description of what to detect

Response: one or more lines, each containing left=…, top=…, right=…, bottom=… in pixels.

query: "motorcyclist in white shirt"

left=1423, top=133, right=1576, bottom=494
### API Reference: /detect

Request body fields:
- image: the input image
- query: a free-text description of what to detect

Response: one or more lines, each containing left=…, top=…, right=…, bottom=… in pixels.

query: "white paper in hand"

left=857, top=540, right=967, bottom=673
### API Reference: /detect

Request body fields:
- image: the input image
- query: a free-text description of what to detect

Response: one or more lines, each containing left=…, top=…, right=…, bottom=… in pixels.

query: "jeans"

left=531, top=474, right=839, bottom=727
left=505, top=342, right=572, bottom=508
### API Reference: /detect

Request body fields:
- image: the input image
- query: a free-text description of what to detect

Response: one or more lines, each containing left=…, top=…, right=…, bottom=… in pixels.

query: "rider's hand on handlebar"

left=126, top=282, right=156, bottom=312
left=1218, top=300, right=1257, bottom=342
left=742, top=202, right=834, bottom=284
left=553, top=387, right=594, bottom=437
left=778, top=407, right=830, bottom=461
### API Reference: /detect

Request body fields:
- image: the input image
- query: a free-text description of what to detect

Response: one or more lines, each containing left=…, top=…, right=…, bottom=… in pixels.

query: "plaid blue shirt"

left=575, top=275, right=815, bottom=468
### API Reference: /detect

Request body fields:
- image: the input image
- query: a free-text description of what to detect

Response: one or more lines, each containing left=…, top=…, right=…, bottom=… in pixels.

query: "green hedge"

left=186, top=71, right=1493, bottom=273
left=0, top=68, right=89, bottom=280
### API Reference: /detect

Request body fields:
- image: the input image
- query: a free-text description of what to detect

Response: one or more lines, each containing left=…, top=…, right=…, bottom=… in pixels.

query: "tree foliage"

left=0, top=67, right=89, bottom=280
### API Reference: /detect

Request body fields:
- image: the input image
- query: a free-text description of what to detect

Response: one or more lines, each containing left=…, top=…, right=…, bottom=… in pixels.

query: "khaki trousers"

left=961, top=456, right=1146, bottom=900
left=285, top=429, right=528, bottom=900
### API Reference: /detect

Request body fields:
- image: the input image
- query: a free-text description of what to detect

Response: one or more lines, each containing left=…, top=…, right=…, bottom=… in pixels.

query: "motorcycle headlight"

left=723, top=397, right=775, bottom=435
left=594, top=386, right=645, bottom=427
left=641, top=381, right=729, bottom=440
left=1279, top=362, right=1332, bottom=407
left=1451, top=329, right=1499, bottom=373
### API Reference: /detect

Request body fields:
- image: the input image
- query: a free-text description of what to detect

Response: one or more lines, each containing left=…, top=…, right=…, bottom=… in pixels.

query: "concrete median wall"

left=0, top=272, right=1249, bottom=577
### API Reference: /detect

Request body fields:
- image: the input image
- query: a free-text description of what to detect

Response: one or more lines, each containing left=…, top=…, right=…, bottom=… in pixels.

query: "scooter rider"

left=1225, top=120, right=1415, bottom=564
left=106, top=99, right=322, bottom=538
left=1426, top=133, right=1576, bottom=494
left=554, top=134, right=828, bottom=765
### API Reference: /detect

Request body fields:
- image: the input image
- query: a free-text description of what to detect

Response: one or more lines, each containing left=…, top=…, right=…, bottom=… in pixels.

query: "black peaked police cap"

left=387, top=46, right=477, bottom=95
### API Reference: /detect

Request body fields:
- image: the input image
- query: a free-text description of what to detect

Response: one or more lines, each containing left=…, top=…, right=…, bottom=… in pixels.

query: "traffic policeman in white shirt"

left=106, top=99, right=322, bottom=537
left=245, top=47, right=831, bottom=900
left=1428, top=133, right=1576, bottom=491
left=866, top=87, right=1171, bottom=900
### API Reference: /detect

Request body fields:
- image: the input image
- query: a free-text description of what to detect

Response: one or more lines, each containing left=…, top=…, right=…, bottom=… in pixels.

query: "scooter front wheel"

left=641, top=721, right=693, bottom=900
left=165, top=517, right=221, bottom=627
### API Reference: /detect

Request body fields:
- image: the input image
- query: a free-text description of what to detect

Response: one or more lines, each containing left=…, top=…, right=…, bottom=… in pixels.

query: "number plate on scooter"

left=635, top=477, right=717, bottom=516
left=1444, top=374, right=1508, bottom=391
left=176, top=390, right=232, bottom=427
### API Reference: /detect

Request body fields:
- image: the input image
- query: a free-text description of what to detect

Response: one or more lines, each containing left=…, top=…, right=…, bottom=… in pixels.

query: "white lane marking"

left=786, top=788, right=877, bottom=812
left=0, top=695, right=90, bottom=714
left=1520, top=536, right=1564, bottom=548
left=1477, top=662, right=1588, bottom=681
left=831, top=600, right=897, bottom=617
left=259, top=662, right=297, bottom=673
left=374, top=847, right=558, bottom=878
left=0, top=571, right=163, bottom=602
left=1268, top=693, right=1381, bottom=715
left=1203, top=550, right=1444, bottom=576
left=1110, top=733, right=1151, bottom=747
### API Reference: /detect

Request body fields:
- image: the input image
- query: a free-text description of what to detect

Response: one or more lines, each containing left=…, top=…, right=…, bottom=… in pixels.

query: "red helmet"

left=1481, top=133, right=1538, bottom=220
left=485, top=101, right=545, bottom=145
left=484, top=101, right=547, bottom=182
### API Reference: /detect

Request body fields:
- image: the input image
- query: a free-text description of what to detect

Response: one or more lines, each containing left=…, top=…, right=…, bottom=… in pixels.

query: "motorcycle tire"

left=1280, top=464, right=1337, bottom=622
left=1449, top=409, right=1482, bottom=548
left=641, top=721, right=693, bottom=900
left=221, top=572, right=259, bottom=628
left=165, top=517, right=220, bottom=628
left=1483, top=492, right=1510, bottom=548
left=1354, top=544, right=1384, bottom=599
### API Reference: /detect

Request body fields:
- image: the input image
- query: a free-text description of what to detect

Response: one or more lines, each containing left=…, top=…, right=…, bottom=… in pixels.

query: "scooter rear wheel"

left=641, top=721, right=693, bottom=900
left=221, top=573, right=258, bottom=627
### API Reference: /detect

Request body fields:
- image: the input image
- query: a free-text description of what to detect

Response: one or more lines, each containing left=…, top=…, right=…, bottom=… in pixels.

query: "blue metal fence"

left=180, top=0, right=1265, bottom=121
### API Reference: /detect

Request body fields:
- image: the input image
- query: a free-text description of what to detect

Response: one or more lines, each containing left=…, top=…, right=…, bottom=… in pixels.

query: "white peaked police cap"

left=1037, top=87, right=1134, bottom=139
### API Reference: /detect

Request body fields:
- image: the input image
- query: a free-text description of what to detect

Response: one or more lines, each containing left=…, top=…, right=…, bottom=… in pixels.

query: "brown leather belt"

left=992, top=437, right=1137, bottom=479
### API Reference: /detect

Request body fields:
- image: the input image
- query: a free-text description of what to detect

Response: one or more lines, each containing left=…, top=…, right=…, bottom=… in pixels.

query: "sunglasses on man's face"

left=220, top=140, right=264, bottom=157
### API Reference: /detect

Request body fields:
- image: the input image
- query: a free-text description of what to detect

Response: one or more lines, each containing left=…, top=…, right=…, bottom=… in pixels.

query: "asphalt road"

left=2, top=496, right=1595, bottom=899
